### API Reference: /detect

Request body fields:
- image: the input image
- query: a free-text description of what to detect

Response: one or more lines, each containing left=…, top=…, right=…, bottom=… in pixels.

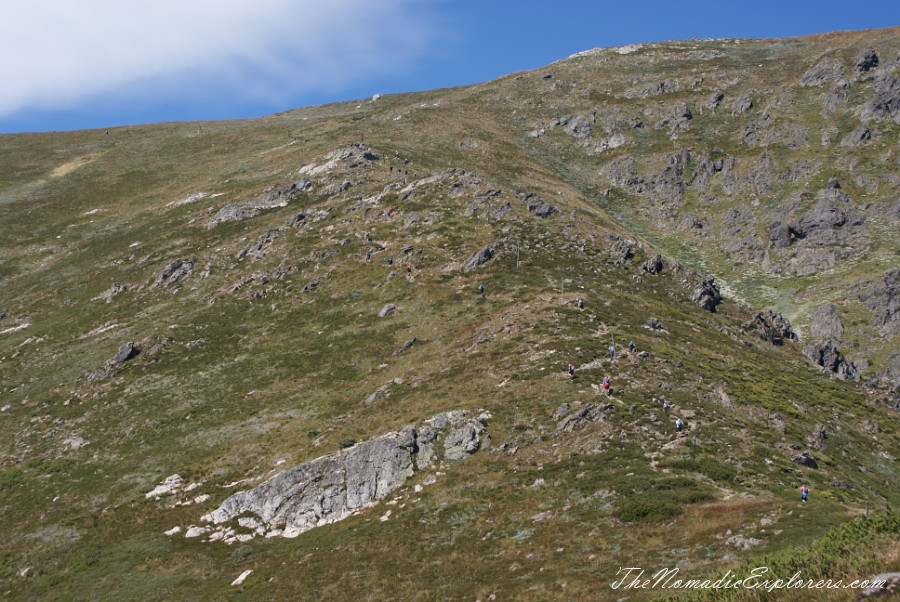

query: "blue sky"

left=2, top=0, right=899, bottom=134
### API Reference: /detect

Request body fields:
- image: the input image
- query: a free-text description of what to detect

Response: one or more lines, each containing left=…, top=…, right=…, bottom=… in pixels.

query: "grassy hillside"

left=1, top=27, right=899, bottom=601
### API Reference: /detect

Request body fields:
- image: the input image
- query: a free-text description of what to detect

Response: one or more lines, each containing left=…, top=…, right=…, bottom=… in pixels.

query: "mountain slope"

left=1, top=27, right=899, bottom=601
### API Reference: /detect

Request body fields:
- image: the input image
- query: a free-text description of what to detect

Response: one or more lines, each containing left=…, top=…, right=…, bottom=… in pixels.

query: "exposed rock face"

left=768, top=221, right=792, bottom=248
left=803, top=341, right=859, bottom=380
left=741, top=311, right=796, bottom=345
left=641, top=253, right=663, bottom=275
left=840, top=124, right=872, bottom=147
left=704, top=90, right=724, bottom=111
left=556, top=403, right=613, bottom=432
left=111, top=341, right=139, bottom=365
left=853, top=47, right=879, bottom=79
left=207, top=179, right=311, bottom=228
left=463, top=245, right=495, bottom=271
left=200, top=411, right=488, bottom=541
left=562, top=114, right=594, bottom=142
left=799, top=57, right=845, bottom=87
left=810, top=303, right=843, bottom=340
left=860, top=64, right=900, bottom=123
left=857, top=269, right=900, bottom=333
left=604, top=150, right=691, bottom=205
left=790, top=451, right=819, bottom=469
left=153, top=258, right=194, bottom=288
left=731, top=93, right=752, bottom=116
left=392, top=337, right=416, bottom=356
left=609, top=239, right=633, bottom=265
left=692, top=277, right=722, bottom=312
left=654, top=103, right=692, bottom=136
left=237, top=229, right=279, bottom=260
left=521, top=193, right=557, bottom=218
left=788, top=180, right=868, bottom=252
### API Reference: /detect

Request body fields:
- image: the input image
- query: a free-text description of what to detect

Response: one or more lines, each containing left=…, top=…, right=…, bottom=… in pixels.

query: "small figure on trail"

left=576, top=297, right=584, bottom=309
left=358, top=194, right=363, bottom=202
left=602, top=375, right=611, bottom=395
left=388, top=258, right=393, bottom=265
left=609, top=345, right=615, bottom=359
left=675, top=418, right=684, bottom=434
left=478, top=284, right=485, bottom=294
left=568, top=363, right=575, bottom=378
left=387, top=206, right=393, bottom=217
left=395, top=150, right=399, bottom=157
left=406, top=263, right=412, bottom=274
left=663, top=400, right=670, bottom=415
left=800, top=485, right=808, bottom=502
left=365, top=249, right=371, bottom=262
left=363, top=230, right=370, bottom=241
left=404, top=158, right=409, bottom=165
left=629, top=341, right=635, bottom=354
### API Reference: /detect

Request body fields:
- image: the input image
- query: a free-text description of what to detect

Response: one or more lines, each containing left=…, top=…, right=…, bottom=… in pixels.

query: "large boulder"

left=463, top=245, right=495, bottom=271
left=810, top=303, right=843, bottom=341
left=853, top=47, right=879, bottom=79
left=692, top=277, right=722, bottom=312
left=741, top=311, right=796, bottom=345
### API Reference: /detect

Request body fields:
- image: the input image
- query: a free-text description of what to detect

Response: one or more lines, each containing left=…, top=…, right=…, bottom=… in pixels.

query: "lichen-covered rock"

left=609, top=239, right=633, bottom=265
left=641, top=253, right=663, bottom=275
left=741, top=311, right=796, bottom=345
left=153, top=258, right=194, bottom=288
left=799, top=57, right=845, bottom=87
left=200, top=412, right=488, bottom=540
left=853, top=47, right=879, bottom=79
left=463, top=245, right=495, bottom=271
left=790, top=451, right=818, bottom=469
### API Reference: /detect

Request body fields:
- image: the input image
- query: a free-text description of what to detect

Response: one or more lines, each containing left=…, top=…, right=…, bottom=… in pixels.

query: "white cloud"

left=0, top=0, right=440, bottom=117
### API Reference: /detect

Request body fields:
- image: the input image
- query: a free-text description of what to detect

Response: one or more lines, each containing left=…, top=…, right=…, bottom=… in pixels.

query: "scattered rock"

left=111, top=341, right=139, bottom=364
left=641, top=253, right=663, bottom=275
left=799, top=57, right=845, bottom=87
left=704, top=90, right=724, bottom=111
left=94, top=283, right=127, bottom=303
left=404, top=212, right=421, bottom=227
left=654, top=103, right=692, bottom=136
left=609, top=240, right=633, bottom=265
left=556, top=403, right=612, bottom=432
left=768, top=221, right=792, bottom=248
left=731, top=93, right=752, bottom=116
left=856, top=572, right=900, bottom=601
left=392, top=337, right=416, bottom=356
left=153, top=258, right=194, bottom=288
left=853, top=47, right=879, bottom=79
left=644, top=317, right=666, bottom=331
left=146, top=474, right=184, bottom=499
left=208, top=180, right=310, bottom=228
left=692, top=277, right=722, bottom=312
left=237, top=229, right=279, bottom=260
left=521, top=193, right=557, bottom=218
left=803, top=341, right=859, bottom=380
left=741, top=311, right=796, bottom=345
left=840, top=124, right=872, bottom=147
left=810, top=303, right=843, bottom=340
left=857, top=269, right=900, bottom=334
left=463, top=245, right=495, bottom=271
left=301, top=278, right=320, bottom=293
left=726, top=534, right=763, bottom=550
left=859, top=64, right=900, bottom=124
left=231, top=570, right=253, bottom=587
left=790, top=451, right=818, bottom=469
left=378, top=304, right=397, bottom=318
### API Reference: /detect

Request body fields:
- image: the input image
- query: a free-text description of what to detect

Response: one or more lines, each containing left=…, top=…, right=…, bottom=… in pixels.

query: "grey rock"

left=641, top=253, right=663, bottom=275
left=236, top=229, right=279, bottom=260
left=563, top=114, right=594, bottom=140
left=840, top=125, right=872, bottom=147
left=301, top=278, right=320, bottom=293
left=799, top=57, right=845, bottom=87
left=768, top=221, right=792, bottom=248
left=810, top=303, right=843, bottom=341
left=692, top=277, right=721, bottom=312
left=378, top=303, right=397, bottom=318
left=852, top=47, right=879, bottom=79
left=553, top=403, right=570, bottom=420
left=859, top=65, right=900, bottom=124
left=415, top=426, right=438, bottom=468
left=654, top=103, right=692, bottom=136
left=521, top=193, right=557, bottom=218
left=463, top=245, right=495, bottom=271
left=392, top=337, right=416, bottom=356
left=803, top=341, right=859, bottom=380
left=858, top=269, right=900, bottom=333
left=208, top=180, right=310, bottom=228
left=404, top=212, right=421, bottom=227
left=153, top=258, right=194, bottom=288
left=790, top=451, right=818, bottom=469
left=443, top=421, right=483, bottom=460
left=556, top=403, right=612, bottom=432
left=741, top=311, right=796, bottom=345
left=111, top=341, right=138, bottom=364
left=704, top=90, right=724, bottom=111
left=609, top=240, right=633, bottom=265
left=731, top=93, right=752, bottom=116
left=856, top=572, right=900, bottom=601
left=645, top=317, right=666, bottom=331
left=362, top=151, right=379, bottom=161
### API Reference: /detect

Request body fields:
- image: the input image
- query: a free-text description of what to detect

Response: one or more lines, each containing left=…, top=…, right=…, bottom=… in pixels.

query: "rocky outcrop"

left=199, top=411, right=489, bottom=541
left=692, top=276, right=722, bottom=312
left=609, top=239, right=633, bottom=265
left=768, top=221, right=792, bottom=248
left=153, top=258, right=194, bottom=288
left=704, top=90, right=724, bottom=111
left=857, top=269, right=900, bottom=334
left=803, top=341, right=859, bottom=380
left=859, top=64, right=900, bottom=124
left=853, top=48, right=879, bottom=79
left=207, top=180, right=310, bottom=228
left=788, top=180, right=867, bottom=250
left=463, top=245, right=495, bottom=271
left=790, top=451, right=818, bottom=469
left=840, top=124, right=872, bottom=147
left=521, top=193, right=557, bottom=218
left=810, top=303, right=843, bottom=340
left=799, top=57, right=845, bottom=87
left=741, top=311, right=796, bottom=345
left=654, top=104, right=692, bottom=136
left=237, top=229, right=280, bottom=260
left=378, top=304, right=397, bottom=318
left=641, top=253, right=663, bottom=275
left=731, top=93, right=752, bottom=116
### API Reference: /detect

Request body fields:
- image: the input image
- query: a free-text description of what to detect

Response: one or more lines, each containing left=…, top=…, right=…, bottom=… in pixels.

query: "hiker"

left=663, top=401, right=670, bottom=415
left=609, top=345, right=615, bottom=359
left=800, top=485, right=808, bottom=502
left=358, top=194, right=363, bottom=202
left=568, top=364, right=575, bottom=378
left=406, top=263, right=412, bottom=274
left=576, top=297, right=584, bottom=309
left=388, top=258, right=393, bottom=265
left=675, top=418, right=684, bottom=434
left=478, top=284, right=485, bottom=294
left=365, top=250, right=371, bottom=262
left=602, top=375, right=611, bottom=395
left=404, top=158, right=409, bottom=165
left=363, top=230, right=370, bottom=241
left=629, top=341, right=635, bottom=354
left=387, top=206, right=393, bottom=217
